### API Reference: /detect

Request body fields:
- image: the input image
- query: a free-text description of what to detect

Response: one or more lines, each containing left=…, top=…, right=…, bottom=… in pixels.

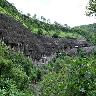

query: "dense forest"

left=0, top=0, right=96, bottom=96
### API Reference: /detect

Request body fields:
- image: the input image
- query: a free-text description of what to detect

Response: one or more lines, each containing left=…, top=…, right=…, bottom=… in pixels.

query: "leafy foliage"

left=0, top=0, right=96, bottom=96
left=86, top=0, right=96, bottom=16
left=40, top=54, right=96, bottom=96
left=0, top=42, right=41, bottom=96
left=73, top=23, right=96, bottom=44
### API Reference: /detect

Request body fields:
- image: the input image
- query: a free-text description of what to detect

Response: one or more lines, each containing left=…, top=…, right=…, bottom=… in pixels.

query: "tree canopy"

left=86, top=0, right=96, bottom=16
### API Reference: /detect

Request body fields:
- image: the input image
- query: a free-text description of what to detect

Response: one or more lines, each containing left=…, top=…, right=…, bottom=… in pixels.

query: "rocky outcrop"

left=0, top=13, right=93, bottom=65
left=65, top=46, right=96, bottom=56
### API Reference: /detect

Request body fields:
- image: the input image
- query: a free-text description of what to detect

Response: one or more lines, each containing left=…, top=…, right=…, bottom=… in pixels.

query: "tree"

left=86, top=0, right=96, bottom=16
left=27, top=13, right=31, bottom=17
left=41, top=16, right=46, bottom=22
left=47, top=19, right=51, bottom=24
left=37, top=28, right=43, bottom=35
left=33, top=14, right=37, bottom=19
left=52, top=33, right=59, bottom=38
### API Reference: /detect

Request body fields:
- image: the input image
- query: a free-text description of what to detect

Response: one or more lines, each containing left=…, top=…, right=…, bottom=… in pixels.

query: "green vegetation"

left=0, top=42, right=41, bottom=96
left=0, top=0, right=82, bottom=39
left=86, top=0, right=96, bottom=16
left=1, top=41, right=96, bottom=96
left=73, top=23, right=96, bottom=44
left=0, top=0, right=95, bottom=42
left=0, top=0, right=96, bottom=96
left=40, top=54, right=96, bottom=96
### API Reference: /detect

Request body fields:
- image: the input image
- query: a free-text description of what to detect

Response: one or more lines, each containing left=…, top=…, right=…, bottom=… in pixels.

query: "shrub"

left=40, top=55, right=96, bottom=96
left=52, top=33, right=59, bottom=38
left=0, top=42, right=39, bottom=95
left=37, top=28, right=43, bottom=35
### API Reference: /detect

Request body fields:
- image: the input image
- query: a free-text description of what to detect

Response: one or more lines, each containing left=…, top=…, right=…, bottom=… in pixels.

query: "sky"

left=7, top=0, right=96, bottom=27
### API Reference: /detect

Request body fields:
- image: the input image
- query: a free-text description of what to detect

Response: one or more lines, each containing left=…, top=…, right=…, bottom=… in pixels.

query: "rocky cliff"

left=0, top=13, right=93, bottom=65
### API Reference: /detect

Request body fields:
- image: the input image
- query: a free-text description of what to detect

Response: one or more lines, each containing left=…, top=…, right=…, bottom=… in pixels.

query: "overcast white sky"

left=7, top=0, right=95, bottom=27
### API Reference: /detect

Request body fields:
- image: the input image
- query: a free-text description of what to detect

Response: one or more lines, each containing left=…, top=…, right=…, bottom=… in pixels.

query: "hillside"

left=78, top=23, right=96, bottom=32
left=0, top=0, right=84, bottom=39
left=0, top=13, right=95, bottom=65
left=0, top=0, right=96, bottom=96
left=73, top=23, right=96, bottom=44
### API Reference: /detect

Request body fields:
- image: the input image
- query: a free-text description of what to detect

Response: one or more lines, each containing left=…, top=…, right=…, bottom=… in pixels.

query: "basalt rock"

left=0, top=13, right=92, bottom=64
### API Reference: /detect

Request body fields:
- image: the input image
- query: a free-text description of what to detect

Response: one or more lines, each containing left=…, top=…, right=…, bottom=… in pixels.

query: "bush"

left=40, top=55, right=96, bottom=96
left=37, top=28, right=43, bottom=35
left=52, top=33, right=59, bottom=38
left=0, top=42, right=40, bottom=95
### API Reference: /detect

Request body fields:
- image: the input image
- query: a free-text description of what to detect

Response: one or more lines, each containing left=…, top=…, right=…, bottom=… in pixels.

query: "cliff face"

left=0, top=14, right=92, bottom=65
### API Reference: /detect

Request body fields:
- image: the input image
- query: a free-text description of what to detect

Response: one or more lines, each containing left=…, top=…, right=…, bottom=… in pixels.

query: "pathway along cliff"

left=0, top=13, right=96, bottom=65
